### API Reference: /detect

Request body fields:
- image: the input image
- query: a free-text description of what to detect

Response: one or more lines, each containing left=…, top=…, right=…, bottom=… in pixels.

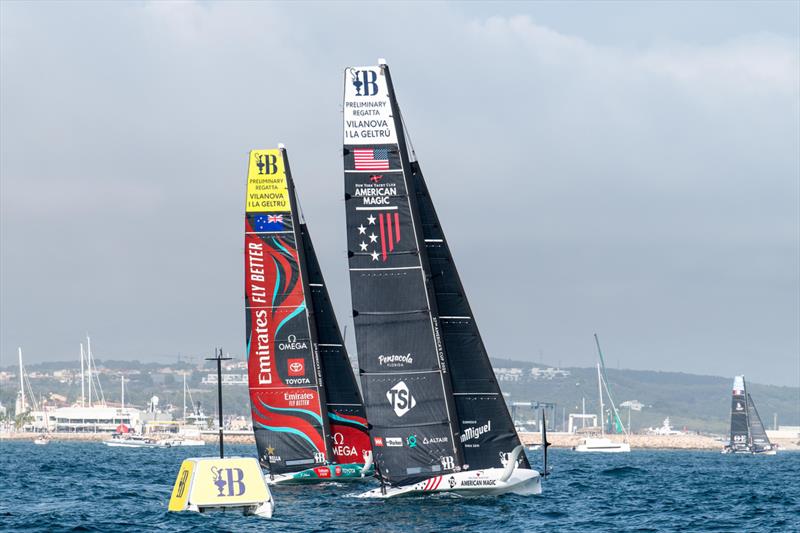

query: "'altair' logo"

left=386, top=380, right=416, bottom=417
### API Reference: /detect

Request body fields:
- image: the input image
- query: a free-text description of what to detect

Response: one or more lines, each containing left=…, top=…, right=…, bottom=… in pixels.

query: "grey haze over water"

left=1, top=2, right=798, bottom=386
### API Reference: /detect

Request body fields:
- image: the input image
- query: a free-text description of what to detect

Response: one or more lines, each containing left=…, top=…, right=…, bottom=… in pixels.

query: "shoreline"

left=4, top=431, right=798, bottom=451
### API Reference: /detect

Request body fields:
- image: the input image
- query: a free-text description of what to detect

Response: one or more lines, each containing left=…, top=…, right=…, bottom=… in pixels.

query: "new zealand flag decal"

left=254, top=214, right=285, bottom=232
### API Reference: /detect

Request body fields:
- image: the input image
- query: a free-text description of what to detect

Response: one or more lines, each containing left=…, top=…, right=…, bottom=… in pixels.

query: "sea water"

left=1, top=442, right=798, bottom=532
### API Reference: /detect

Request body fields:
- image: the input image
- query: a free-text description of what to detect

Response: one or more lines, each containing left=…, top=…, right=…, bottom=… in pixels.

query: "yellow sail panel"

left=168, top=459, right=195, bottom=511
left=246, top=149, right=290, bottom=213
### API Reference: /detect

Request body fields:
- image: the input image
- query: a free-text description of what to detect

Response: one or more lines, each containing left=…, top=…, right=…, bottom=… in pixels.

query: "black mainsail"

left=343, top=62, right=527, bottom=487
left=728, top=375, right=750, bottom=452
left=245, top=147, right=370, bottom=477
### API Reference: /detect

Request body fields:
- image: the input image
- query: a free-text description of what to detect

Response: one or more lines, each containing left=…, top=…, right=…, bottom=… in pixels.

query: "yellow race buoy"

left=169, top=456, right=273, bottom=518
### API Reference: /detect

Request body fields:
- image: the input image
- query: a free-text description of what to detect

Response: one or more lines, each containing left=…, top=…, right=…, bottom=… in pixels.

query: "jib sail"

left=299, top=221, right=372, bottom=464
left=245, top=148, right=333, bottom=474
left=746, top=392, right=772, bottom=451
left=411, top=161, right=530, bottom=471
left=343, top=61, right=528, bottom=485
left=728, top=375, right=750, bottom=451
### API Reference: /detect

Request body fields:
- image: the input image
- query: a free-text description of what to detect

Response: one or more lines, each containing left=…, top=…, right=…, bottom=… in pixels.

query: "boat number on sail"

left=386, top=381, right=416, bottom=417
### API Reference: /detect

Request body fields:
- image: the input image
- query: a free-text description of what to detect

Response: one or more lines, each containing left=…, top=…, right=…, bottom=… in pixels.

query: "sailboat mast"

left=121, top=375, right=125, bottom=409
left=80, top=343, right=86, bottom=408
left=18, top=347, right=26, bottom=413
left=597, top=363, right=604, bottom=436
left=87, top=335, right=93, bottom=407
left=743, top=376, right=752, bottom=448
left=183, top=373, right=187, bottom=422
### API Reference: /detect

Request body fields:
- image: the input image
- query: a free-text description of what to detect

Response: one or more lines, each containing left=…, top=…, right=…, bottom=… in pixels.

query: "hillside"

left=2, top=358, right=798, bottom=435
left=492, top=357, right=800, bottom=434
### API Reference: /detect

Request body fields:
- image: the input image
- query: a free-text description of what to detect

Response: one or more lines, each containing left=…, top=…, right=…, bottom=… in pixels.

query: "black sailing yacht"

left=342, top=60, right=542, bottom=497
left=722, top=375, right=776, bottom=455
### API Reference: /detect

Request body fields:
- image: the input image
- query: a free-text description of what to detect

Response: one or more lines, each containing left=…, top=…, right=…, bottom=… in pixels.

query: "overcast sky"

left=1, top=1, right=798, bottom=386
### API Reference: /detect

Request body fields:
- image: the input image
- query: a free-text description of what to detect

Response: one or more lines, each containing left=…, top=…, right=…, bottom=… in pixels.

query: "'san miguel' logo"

left=210, top=466, right=246, bottom=497
left=254, top=153, right=278, bottom=175
left=350, top=69, right=379, bottom=96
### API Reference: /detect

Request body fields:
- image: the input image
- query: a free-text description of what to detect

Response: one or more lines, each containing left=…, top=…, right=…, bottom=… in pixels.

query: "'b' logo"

left=255, top=153, right=278, bottom=175
left=211, top=466, right=246, bottom=497
left=351, top=70, right=379, bottom=97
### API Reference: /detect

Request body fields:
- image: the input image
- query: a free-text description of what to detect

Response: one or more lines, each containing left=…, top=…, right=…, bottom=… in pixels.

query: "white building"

left=29, top=406, right=143, bottom=433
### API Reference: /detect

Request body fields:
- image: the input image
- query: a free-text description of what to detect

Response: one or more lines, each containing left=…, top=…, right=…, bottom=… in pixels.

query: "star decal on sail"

left=354, top=211, right=402, bottom=263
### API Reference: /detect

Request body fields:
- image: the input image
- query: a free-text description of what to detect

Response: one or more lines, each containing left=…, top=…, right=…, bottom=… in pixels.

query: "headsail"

left=245, top=148, right=333, bottom=474
left=343, top=62, right=528, bottom=486
left=728, top=375, right=750, bottom=452
left=411, top=162, right=530, bottom=470
left=746, top=393, right=772, bottom=452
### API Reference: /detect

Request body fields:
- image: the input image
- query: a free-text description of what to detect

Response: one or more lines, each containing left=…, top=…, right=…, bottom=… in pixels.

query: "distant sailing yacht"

left=343, top=60, right=541, bottom=498
left=722, top=375, right=776, bottom=455
left=574, top=335, right=631, bottom=453
left=244, top=146, right=373, bottom=483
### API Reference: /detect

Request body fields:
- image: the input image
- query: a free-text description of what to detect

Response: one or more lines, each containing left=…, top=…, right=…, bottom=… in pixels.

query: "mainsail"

left=245, top=147, right=369, bottom=475
left=343, top=62, right=527, bottom=486
left=728, top=375, right=750, bottom=452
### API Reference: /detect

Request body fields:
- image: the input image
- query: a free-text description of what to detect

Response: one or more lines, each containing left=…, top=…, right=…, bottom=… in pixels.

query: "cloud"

left=1, top=2, right=797, bottom=386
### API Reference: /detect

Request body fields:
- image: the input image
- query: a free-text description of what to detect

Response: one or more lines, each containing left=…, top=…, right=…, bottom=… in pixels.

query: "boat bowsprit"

left=358, top=446, right=541, bottom=498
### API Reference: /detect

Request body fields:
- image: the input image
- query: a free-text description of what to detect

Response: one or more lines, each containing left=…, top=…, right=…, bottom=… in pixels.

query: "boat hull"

left=357, top=468, right=541, bottom=498
left=266, top=463, right=374, bottom=484
left=573, top=437, right=630, bottom=453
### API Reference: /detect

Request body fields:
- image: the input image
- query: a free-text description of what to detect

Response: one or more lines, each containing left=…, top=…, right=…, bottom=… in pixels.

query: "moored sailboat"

left=244, top=146, right=373, bottom=484
left=722, top=375, right=776, bottom=455
left=574, top=335, right=630, bottom=453
left=342, top=60, right=541, bottom=498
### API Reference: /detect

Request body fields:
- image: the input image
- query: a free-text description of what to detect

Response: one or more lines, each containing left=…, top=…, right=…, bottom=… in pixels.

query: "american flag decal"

left=354, top=147, right=390, bottom=170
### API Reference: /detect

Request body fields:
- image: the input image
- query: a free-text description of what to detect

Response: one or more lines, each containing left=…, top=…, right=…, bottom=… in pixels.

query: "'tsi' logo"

left=386, top=380, right=416, bottom=417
